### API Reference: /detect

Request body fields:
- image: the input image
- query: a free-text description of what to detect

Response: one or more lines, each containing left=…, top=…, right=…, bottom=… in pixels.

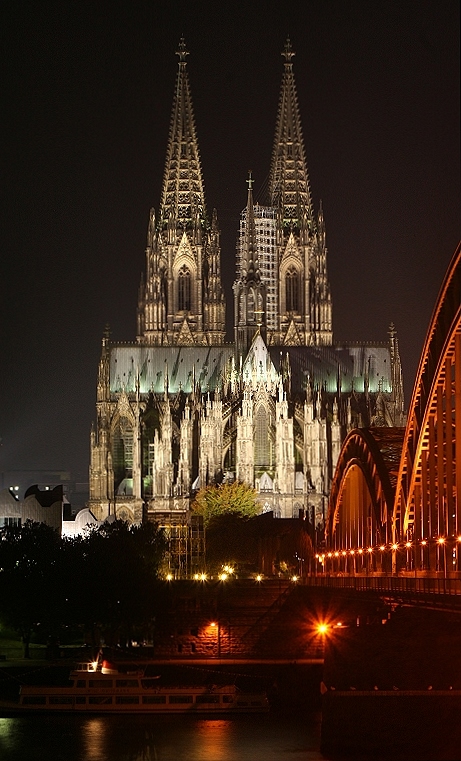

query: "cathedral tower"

left=233, top=173, right=266, bottom=355
left=136, top=39, right=225, bottom=346
left=268, top=39, right=332, bottom=346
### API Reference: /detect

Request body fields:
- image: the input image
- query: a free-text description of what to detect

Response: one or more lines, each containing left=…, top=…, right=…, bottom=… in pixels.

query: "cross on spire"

left=282, top=37, right=295, bottom=63
left=176, top=36, right=189, bottom=64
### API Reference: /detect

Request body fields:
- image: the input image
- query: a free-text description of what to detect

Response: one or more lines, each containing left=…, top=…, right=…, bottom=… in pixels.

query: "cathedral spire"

left=243, top=172, right=259, bottom=282
left=158, top=37, right=208, bottom=232
left=137, top=40, right=225, bottom=346
left=269, top=38, right=314, bottom=229
left=233, top=173, right=266, bottom=354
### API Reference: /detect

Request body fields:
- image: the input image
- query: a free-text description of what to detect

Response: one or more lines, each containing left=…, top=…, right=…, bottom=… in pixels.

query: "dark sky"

left=1, top=1, right=459, bottom=486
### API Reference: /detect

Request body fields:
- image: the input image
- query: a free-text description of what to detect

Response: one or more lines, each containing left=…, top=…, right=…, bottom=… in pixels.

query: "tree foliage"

left=191, top=481, right=260, bottom=527
left=0, top=519, right=167, bottom=655
left=0, top=521, right=63, bottom=657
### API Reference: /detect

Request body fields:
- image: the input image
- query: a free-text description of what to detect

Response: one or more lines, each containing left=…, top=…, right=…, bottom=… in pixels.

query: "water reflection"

left=0, top=714, right=325, bottom=761
left=0, top=717, right=16, bottom=754
left=82, top=717, right=107, bottom=761
left=192, top=719, right=232, bottom=761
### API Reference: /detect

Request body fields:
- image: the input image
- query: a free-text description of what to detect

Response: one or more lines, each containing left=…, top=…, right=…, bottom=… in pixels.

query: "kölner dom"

left=88, top=39, right=405, bottom=571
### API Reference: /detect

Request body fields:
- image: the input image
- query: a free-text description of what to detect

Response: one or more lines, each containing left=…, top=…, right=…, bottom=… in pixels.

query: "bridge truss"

left=324, top=244, right=461, bottom=578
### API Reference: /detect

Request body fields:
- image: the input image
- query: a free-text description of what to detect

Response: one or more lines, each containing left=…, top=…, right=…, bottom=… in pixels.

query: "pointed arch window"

left=113, top=416, right=134, bottom=491
left=286, top=268, right=300, bottom=312
left=247, top=289, right=255, bottom=323
left=178, top=266, right=191, bottom=311
left=255, top=406, right=270, bottom=469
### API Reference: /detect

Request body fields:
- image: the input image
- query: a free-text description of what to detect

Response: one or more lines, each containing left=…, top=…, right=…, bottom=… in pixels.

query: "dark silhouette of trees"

left=0, top=521, right=63, bottom=657
left=0, top=519, right=167, bottom=656
left=76, top=520, right=167, bottom=647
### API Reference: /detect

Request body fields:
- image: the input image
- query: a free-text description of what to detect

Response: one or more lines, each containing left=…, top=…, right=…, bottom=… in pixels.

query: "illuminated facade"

left=88, top=39, right=405, bottom=567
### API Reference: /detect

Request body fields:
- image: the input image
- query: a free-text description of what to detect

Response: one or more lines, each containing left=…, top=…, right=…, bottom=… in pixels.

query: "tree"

left=77, top=519, right=167, bottom=647
left=191, top=481, right=259, bottom=527
left=0, top=521, right=63, bottom=657
left=204, top=512, right=258, bottom=569
left=0, top=518, right=168, bottom=655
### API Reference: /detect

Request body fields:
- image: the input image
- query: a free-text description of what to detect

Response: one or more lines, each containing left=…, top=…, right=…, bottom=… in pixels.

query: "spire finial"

left=176, top=36, right=189, bottom=64
left=282, top=37, right=295, bottom=63
left=247, top=170, right=254, bottom=191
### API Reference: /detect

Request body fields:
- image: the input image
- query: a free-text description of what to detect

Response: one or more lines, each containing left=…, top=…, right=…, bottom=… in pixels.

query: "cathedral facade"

left=88, top=39, right=405, bottom=571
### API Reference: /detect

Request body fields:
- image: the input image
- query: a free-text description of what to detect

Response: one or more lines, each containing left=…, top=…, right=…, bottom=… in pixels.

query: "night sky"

left=1, top=1, right=459, bottom=493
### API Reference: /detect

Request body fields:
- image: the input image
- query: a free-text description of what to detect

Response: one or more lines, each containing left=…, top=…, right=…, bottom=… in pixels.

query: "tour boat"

left=0, top=660, right=269, bottom=714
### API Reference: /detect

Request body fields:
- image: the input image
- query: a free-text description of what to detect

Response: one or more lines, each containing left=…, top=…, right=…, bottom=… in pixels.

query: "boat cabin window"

left=115, top=679, right=139, bottom=688
left=195, top=695, right=220, bottom=704
left=168, top=695, right=193, bottom=704
left=116, top=696, right=139, bottom=704
left=89, top=679, right=113, bottom=688
left=76, top=680, right=86, bottom=688
left=142, top=695, right=166, bottom=704
left=49, top=696, right=74, bottom=705
left=22, top=696, right=47, bottom=705
left=89, top=696, right=113, bottom=705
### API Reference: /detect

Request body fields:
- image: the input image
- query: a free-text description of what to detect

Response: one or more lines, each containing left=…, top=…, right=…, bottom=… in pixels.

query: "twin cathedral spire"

left=89, top=38, right=405, bottom=532
left=136, top=37, right=332, bottom=350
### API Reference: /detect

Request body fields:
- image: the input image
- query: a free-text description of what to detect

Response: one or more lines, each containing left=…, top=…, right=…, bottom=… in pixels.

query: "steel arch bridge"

left=324, top=243, right=461, bottom=580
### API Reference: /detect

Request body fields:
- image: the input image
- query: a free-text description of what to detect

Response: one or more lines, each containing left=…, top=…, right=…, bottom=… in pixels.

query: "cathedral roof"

left=269, top=343, right=393, bottom=395
left=158, top=38, right=208, bottom=231
left=109, top=344, right=235, bottom=395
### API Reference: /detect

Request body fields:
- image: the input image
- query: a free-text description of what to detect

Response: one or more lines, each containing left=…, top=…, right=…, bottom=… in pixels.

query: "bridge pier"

left=320, top=602, right=461, bottom=758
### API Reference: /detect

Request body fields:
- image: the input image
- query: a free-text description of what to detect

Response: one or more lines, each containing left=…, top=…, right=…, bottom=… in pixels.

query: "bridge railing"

left=305, top=574, right=461, bottom=596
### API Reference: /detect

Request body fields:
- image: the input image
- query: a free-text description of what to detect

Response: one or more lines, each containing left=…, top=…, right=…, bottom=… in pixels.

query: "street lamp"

left=437, top=537, right=447, bottom=590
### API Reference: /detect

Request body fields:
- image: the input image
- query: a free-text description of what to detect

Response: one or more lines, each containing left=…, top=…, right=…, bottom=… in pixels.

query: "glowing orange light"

left=219, top=573, right=228, bottom=581
left=437, top=537, right=445, bottom=545
left=341, top=551, right=347, bottom=556
left=405, top=542, right=411, bottom=548
left=166, top=573, right=173, bottom=581
left=457, top=536, right=461, bottom=543
left=291, top=575, right=298, bottom=582
left=379, top=545, right=385, bottom=551
left=421, top=540, right=427, bottom=546
left=334, top=551, right=339, bottom=557
left=256, top=574, right=262, bottom=582
left=327, top=552, right=332, bottom=558
left=358, top=549, right=363, bottom=555
left=367, top=547, right=373, bottom=554
left=210, top=621, right=217, bottom=628
left=350, top=550, right=355, bottom=555
left=317, top=623, right=329, bottom=635
left=392, top=543, right=398, bottom=551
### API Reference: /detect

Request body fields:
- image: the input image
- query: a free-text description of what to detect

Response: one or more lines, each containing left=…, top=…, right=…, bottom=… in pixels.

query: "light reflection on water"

left=82, top=718, right=108, bottom=760
left=0, top=713, right=326, bottom=761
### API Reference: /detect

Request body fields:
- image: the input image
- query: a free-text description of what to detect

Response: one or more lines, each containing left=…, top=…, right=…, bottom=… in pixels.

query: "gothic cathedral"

left=88, top=39, right=405, bottom=570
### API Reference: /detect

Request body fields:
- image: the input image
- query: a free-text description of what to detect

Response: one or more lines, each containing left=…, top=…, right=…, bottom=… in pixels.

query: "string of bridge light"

left=316, top=535, right=461, bottom=562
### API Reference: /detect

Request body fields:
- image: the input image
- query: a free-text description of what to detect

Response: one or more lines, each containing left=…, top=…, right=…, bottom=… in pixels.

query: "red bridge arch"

left=325, top=243, right=461, bottom=576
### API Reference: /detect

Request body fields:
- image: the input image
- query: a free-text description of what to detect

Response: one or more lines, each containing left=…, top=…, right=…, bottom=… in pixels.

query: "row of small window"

left=23, top=694, right=236, bottom=705
left=1, top=517, right=20, bottom=527
left=76, top=679, right=140, bottom=688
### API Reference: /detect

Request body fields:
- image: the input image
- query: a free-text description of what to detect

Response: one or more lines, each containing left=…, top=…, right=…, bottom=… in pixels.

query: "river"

left=0, top=712, right=325, bottom=761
